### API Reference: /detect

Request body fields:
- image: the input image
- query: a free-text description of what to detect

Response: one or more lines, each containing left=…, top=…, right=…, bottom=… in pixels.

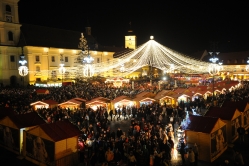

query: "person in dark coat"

left=180, top=142, right=186, bottom=165
left=116, top=127, right=123, bottom=139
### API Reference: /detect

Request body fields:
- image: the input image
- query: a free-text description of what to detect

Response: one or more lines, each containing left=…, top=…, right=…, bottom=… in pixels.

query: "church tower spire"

left=125, top=22, right=136, bottom=49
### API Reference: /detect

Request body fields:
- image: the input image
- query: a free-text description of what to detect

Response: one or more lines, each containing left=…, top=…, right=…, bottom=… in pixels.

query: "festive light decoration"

left=18, top=66, right=29, bottom=76
left=93, top=37, right=223, bottom=77
left=208, top=52, right=222, bottom=76
left=59, top=64, right=66, bottom=74
left=30, top=37, right=245, bottom=79
left=18, top=52, right=29, bottom=76
left=246, top=57, right=249, bottom=72
left=76, top=33, right=95, bottom=77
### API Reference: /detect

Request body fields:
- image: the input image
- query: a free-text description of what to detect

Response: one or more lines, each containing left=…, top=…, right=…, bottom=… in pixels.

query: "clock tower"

left=125, top=23, right=136, bottom=50
left=0, top=0, right=21, bottom=46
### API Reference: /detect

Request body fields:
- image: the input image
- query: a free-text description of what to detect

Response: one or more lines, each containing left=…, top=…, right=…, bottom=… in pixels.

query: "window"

left=65, top=56, right=68, bottom=62
left=8, top=31, right=13, bottom=41
left=5, top=5, right=11, bottom=14
left=10, top=55, right=15, bottom=62
left=36, top=78, right=41, bottom=82
left=36, top=66, right=40, bottom=72
left=35, top=56, right=40, bottom=62
left=97, top=58, right=100, bottom=63
left=51, top=56, right=55, bottom=62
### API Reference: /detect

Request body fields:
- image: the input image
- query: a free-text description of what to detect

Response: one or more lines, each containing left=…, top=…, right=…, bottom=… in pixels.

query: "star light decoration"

left=18, top=55, right=29, bottom=76
left=93, top=36, right=225, bottom=77
left=76, top=33, right=95, bottom=77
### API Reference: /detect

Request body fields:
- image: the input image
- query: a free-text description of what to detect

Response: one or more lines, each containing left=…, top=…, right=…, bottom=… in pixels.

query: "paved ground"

left=1, top=116, right=249, bottom=166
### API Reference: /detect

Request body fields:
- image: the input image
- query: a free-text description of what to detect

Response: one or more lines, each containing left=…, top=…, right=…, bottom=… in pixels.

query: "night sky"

left=18, top=0, right=249, bottom=54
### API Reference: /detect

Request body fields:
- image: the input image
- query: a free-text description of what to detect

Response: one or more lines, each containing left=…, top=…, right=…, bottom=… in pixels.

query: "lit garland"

left=93, top=37, right=222, bottom=76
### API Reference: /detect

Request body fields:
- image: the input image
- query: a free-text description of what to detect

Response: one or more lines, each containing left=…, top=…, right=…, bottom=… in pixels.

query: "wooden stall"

left=133, top=92, right=156, bottom=108
left=24, top=120, right=81, bottom=166
left=86, top=97, right=111, bottom=111
left=204, top=106, right=242, bottom=143
left=153, top=90, right=171, bottom=105
left=30, top=100, right=58, bottom=111
left=58, top=98, right=86, bottom=110
left=111, top=95, right=135, bottom=111
left=0, top=111, right=45, bottom=156
left=185, top=115, right=227, bottom=162
left=36, top=89, right=50, bottom=95
left=222, top=100, right=249, bottom=130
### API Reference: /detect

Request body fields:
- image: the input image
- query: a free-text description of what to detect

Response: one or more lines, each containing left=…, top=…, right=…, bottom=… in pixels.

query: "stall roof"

left=0, top=107, right=18, bottom=119
left=204, top=106, right=240, bottom=120
left=135, top=92, right=155, bottom=98
left=59, top=98, right=86, bottom=105
left=38, top=120, right=81, bottom=142
left=111, top=95, right=132, bottom=103
left=186, top=115, right=221, bottom=133
left=8, top=112, right=46, bottom=128
left=154, top=90, right=171, bottom=100
left=86, top=97, right=110, bottom=105
left=36, top=89, right=49, bottom=94
left=222, top=100, right=249, bottom=112
left=30, top=100, right=58, bottom=106
left=133, top=96, right=155, bottom=102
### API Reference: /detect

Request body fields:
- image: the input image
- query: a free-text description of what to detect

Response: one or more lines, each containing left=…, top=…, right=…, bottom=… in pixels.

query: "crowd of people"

left=1, top=79, right=249, bottom=166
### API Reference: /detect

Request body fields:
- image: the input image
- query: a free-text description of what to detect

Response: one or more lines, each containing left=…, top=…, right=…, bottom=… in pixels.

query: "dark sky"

left=18, top=0, right=249, bottom=54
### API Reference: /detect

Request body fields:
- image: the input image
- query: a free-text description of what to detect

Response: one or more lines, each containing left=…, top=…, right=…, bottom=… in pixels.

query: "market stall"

left=111, top=95, right=135, bottom=111
left=204, top=106, right=242, bottom=143
left=0, top=111, right=45, bottom=156
left=25, top=120, right=81, bottom=166
left=104, top=77, right=129, bottom=87
left=184, top=115, right=227, bottom=162
left=36, top=89, right=50, bottom=95
left=58, top=98, right=86, bottom=110
left=30, top=100, right=58, bottom=111
left=222, top=100, right=249, bottom=130
left=86, top=97, right=111, bottom=111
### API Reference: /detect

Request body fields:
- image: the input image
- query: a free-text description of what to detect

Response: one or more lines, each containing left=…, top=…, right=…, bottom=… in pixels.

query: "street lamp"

left=208, top=52, right=222, bottom=106
left=58, top=52, right=66, bottom=87
left=18, top=47, right=28, bottom=87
